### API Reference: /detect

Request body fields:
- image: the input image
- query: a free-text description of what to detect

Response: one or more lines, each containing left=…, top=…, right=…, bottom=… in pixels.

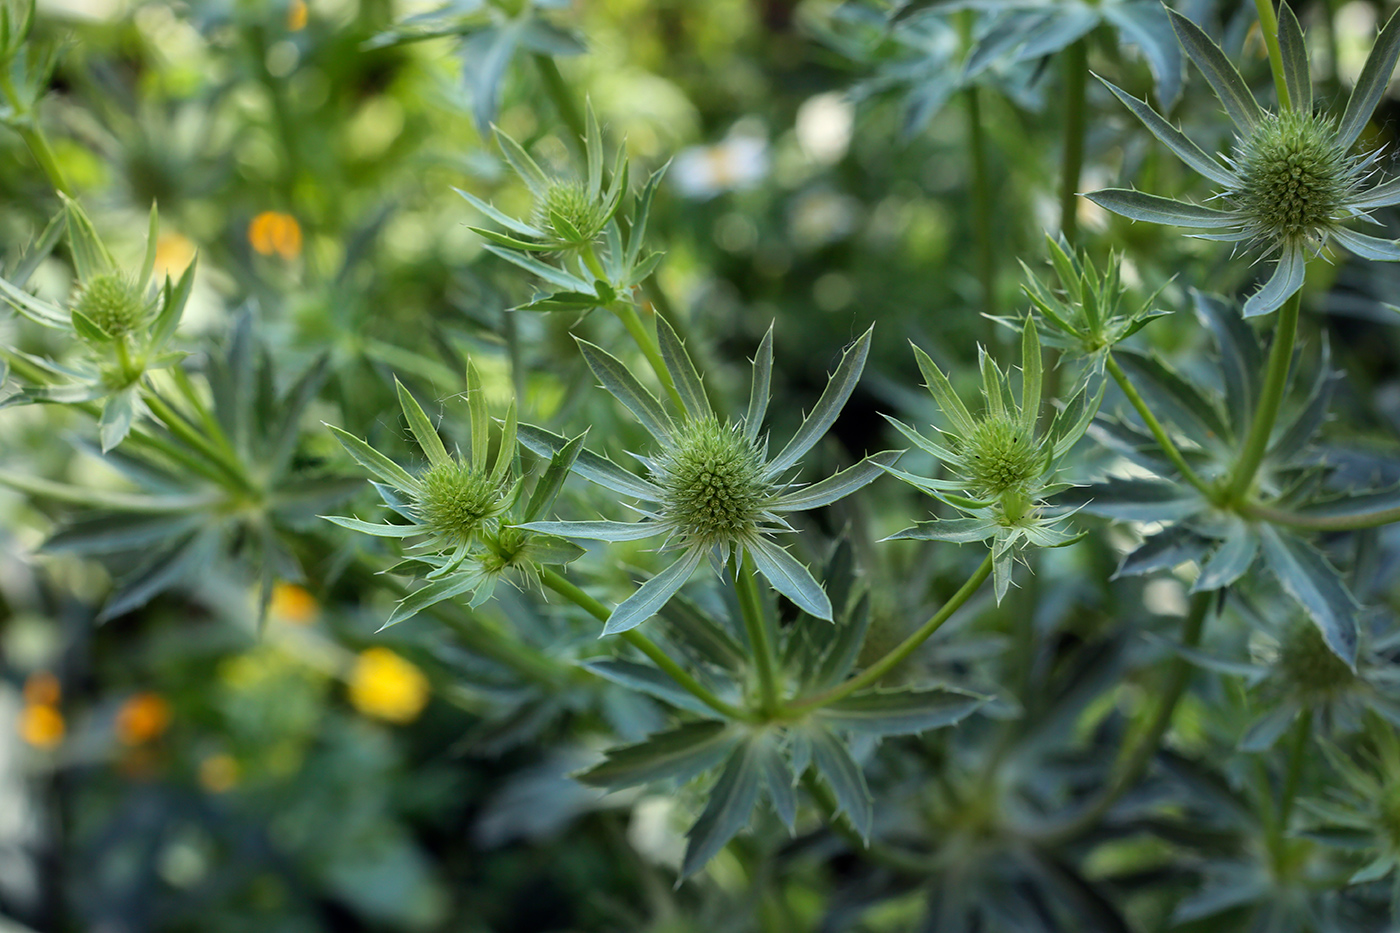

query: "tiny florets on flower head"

left=655, top=417, right=775, bottom=550
left=957, top=415, right=1044, bottom=498
left=73, top=272, right=151, bottom=339
left=415, top=459, right=505, bottom=546
left=535, top=178, right=609, bottom=245
left=1231, top=111, right=1361, bottom=246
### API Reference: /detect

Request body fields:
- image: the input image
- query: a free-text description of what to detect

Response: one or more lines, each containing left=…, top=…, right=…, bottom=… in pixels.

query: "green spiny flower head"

left=1231, top=110, right=1361, bottom=246
left=415, top=457, right=507, bottom=547
left=882, top=322, right=1101, bottom=602
left=1276, top=620, right=1356, bottom=701
left=654, top=416, right=775, bottom=550
left=1088, top=6, right=1400, bottom=317
left=73, top=272, right=152, bottom=340
left=520, top=320, right=899, bottom=635
left=457, top=101, right=628, bottom=253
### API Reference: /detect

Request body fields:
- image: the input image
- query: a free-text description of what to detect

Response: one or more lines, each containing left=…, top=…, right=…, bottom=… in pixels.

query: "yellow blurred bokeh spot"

left=154, top=232, right=197, bottom=279
left=270, top=582, right=319, bottom=625
left=248, top=211, right=303, bottom=260
left=199, top=753, right=241, bottom=793
left=348, top=647, right=429, bottom=724
left=115, top=692, right=172, bottom=745
left=287, top=0, right=307, bottom=31
left=18, top=704, right=65, bottom=749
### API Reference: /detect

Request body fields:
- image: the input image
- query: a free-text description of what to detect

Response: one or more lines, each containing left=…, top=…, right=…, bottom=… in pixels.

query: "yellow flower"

left=199, top=753, right=240, bottom=793
left=18, top=704, right=65, bottom=749
left=248, top=211, right=303, bottom=260
left=348, top=647, right=429, bottom=724
left=114, top=692, right=171, bottom=746
left=269, top=582, right=319, bottom=625
left=153, top=232, right=197, bottom=279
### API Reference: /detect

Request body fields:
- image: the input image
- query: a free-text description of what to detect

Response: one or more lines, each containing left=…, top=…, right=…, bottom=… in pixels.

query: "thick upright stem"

left=1228, top=289, right=1301, bottom=502
left=1105, top=352, right=1215, bottom=499
left=1254, top=0, right=1292, bottom=111
left=735, top=553, right=780, bottom=716
left=788, top=552, right=993, bottom=712
left=966, top=87, right=997, bottom=329
left=1058, top=39, right=1089, bottom=247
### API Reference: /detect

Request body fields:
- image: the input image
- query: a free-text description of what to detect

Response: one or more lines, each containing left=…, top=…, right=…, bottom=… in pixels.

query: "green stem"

left=966, top=87, right=997, bottom=329
left=788, top=553, right=993, bottom=713
left=1242, top=501, right=1400, bottom=531
left=1279, top=711, right=1311, bottom=829
left=1254, top=0, right=1292, bottom=111
left=735, top=553, right=781, bottom=716
left=539, top=567, right=750, bottom=721
left=1228, top=289, right=1301, bottom=502
left=532, top=54, right=588, bottom=157
left=608, top=299, right=685, bottom=410
left=0, top=72, right=71, bottom=195
left=1033, top=591, right=1211, bottom=845
left=1105, top=352, right=1215, bottom=500
left=1058, top=39, right=1089, bottom=247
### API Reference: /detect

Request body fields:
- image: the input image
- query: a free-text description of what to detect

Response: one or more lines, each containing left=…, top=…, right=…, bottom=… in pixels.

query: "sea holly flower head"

left=882, top=323, right=1102, bottom=602
left=324, top=363, right=584, bottom=628
left=1087, top=6, right=1400, bottom=317
left=1014, top=235, right=1167, bottom=389
left=455, top=99, right=628, bottom=253
left=519, top=319, right=899, bottom=635
left=1302, top=719, right=1400, bottom=889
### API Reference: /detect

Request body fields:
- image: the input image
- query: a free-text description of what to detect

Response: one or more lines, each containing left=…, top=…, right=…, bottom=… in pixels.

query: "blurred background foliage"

left=4, top=0, right=1400, bottom=930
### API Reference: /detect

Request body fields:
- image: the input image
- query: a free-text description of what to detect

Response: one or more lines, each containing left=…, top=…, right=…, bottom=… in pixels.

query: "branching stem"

left=1105, top=351, right=1215, bottom=500
left=735, top=552, right=781, bottom=716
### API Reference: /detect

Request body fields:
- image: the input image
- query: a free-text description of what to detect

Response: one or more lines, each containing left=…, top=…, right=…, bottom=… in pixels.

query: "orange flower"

left=23, top=671, right=60, bottom=707
left=287, top=0, right=308, bottom=30
left=199, top=753, right=240, bottom=793
left=114, top=692, right=171, bottom=746
left=269, top=582, right=319, bottom=625
left=248, top=211, right=302, bottom=260
left=348, top=648, right=429, bottom=724
left=18, top=704, right=64, bottom=749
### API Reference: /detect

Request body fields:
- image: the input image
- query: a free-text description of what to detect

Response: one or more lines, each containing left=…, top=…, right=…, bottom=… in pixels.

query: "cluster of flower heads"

left=1087, top=6, right=1400, bottom=317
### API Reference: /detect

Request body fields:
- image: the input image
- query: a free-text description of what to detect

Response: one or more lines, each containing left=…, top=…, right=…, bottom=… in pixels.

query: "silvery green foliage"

left=0, top=202, right=195, bottom=449
left=520, top=319, right=898, bottom=633
left=1088, top=6, right=1400, bottom=317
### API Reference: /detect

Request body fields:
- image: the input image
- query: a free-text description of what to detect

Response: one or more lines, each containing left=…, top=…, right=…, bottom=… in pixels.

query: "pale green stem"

left=1059, top=39, right=1089, bottom=247
left=0, top=71, right=71, bottom=195
left=605, top=297, right=685, bottom=410
left=1242, top=501, right=1400, bottom=531
left=787, top=553, right=993, bottom=713
left=1279, top=711, right=1311, bottom=829
left=539, top=567, right=751, bottom=721
left=1032, top=590, right=1211, bottom=845
left=1228, top=289, right=1301, bottom=502
left=735, top=552, right=780, bottom=716
left=1105, top=351, right=1216, bottom=500
left=1254, top=0, right=1292, bottom=111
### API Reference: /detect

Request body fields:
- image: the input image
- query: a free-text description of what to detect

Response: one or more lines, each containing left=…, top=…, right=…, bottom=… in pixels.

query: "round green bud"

left=415, top=459, right=504, bottom=546
left=957, top=415, right=1042, bottom=497
left=1275, top=621, right=1354, bottom=699
left=1232, top=111, right=1357, bottom=245
left=535, top=180, right=608, bottom=246
left=655, top=418, right=774, bottom=549
left=73, top=273, right=150, bottom=339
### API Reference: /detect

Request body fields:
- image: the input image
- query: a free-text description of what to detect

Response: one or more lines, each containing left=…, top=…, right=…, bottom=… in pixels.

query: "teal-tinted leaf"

left=583, top=658, right=721, bottom=717
left=1258, top=525, right=1359, bottom=666
left=1277, top=1, right=1311, bottom=114
left=521, top=535, right=585, bottom=565
left=98, top=529, right=220, bottom=623
left=748, top=538, right=831, bottom=621
left=9, top=208, right=64, bottom=287
left=658, top=593, right=747, bottom=671
left=1102, top=2, right=1183, bottom=105
left=395, top=378, right=450, bottom=467
left=820, top=687, right=985, bottom=737
left=383, top=573, right=483, bottom=630
left=773, top=450, right=901, bottom=511
left=744, top=324, right=773, bottom=442
left=1193, top=290, right=1260, bottom=428
left=1193, top=520, right=1259, bottom=591
left=1239, top=701, right=1300, bottom=752
left=808, top=725, right=872, bottom=840
left=322, top=515, right=429, bottom=537
left=522, top=430, right=586, bottom=522
left=765, top=326, right=872, bottom=477
left=809, top=591, right=870, bottom=690
left=680, top=738, right=763, bottom=878
left=62, top=194, right=115, bottom=281
left=453, top=186, right=544, bottom=238
left=328, top=425, right=422, bottom=494
left=603, top=548, right=703, bottom=635
left=1168, top=10, right=1261, bottom=132
left=483, top=244, right=583, bottom=290
left=1337, top=8, right=1400, bottom=149
left=1015, top=8, right=1097, bottom=62
left=1058, top=477, right=1203, bottom=522
left=99, top=387, right=138, bottom=452
left=1350, top=856, right=1397, bottom=885
left=1115, top=349, right=1230, bottom=446
left=754, top=733, right=797, bottom=833
left=575, top=720, right=736, bottom=790
left=519, top=519, right=658, bottom=541
left=0, top=273, right=68, bottom=328
left=1114, top=524, right=1212, bottom=578
left=577, top=339, right=674, bottom=442
left=1332, top=226, right=1400, bottom=262
left=885, top=517, right=996, bottom=544
left=1098, top=79, right=1235, bottom=186
left=44, top=512, right=204, bottom=555
left=1243, top=244, right=1306, bottom=318
left=656, top=315, right=710, bottom=421
left=1289, top=486, right=1400, bottom=520
left=519, top=424, right=661, bottom=500
left=1086, top=189, right=1241, bottom=229
left=1269, top=355, right=1337, bottom=460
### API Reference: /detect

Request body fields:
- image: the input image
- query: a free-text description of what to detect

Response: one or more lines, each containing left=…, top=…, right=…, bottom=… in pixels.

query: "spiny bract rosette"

left=1087, top=6, right=1400, bottom=317
left=518, top=318, right=900, bottom=635
left=879, top=322, right=1102, bottom=602
left=1303, top=719, right=1400, bottom=886
left=323, top=363, right=585, bottom=630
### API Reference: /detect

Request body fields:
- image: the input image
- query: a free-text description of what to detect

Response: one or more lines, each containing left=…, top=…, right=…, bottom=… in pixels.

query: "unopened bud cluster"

left=655, top=417, right=774, bottom=549
left=416, top=459, right=506, bottom=546
left=73, top=272, right=151, bottom=340
left=1231, top=111, right=1360, bottom=245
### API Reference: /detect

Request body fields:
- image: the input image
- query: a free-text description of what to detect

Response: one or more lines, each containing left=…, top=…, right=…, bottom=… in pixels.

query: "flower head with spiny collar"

left=519, top=320, right=899, bottom=635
